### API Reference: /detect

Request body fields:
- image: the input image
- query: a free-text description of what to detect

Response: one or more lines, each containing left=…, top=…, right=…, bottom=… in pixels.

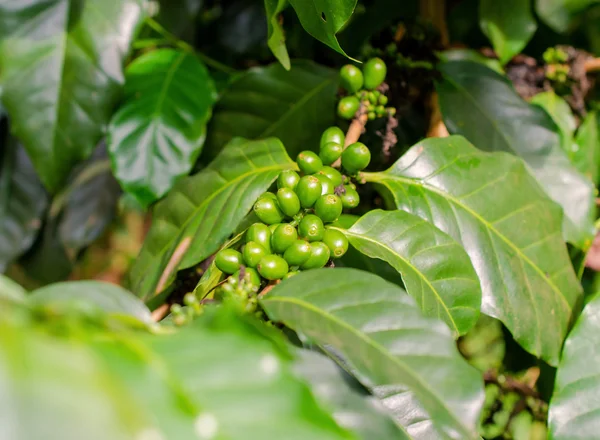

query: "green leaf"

left=150, top=312, right=355, bottom=439
left=287, top=0, right=357, bottom=58
left=30, top=281, right=153, bottom=324
left=334, top=209, right=481, bottom=336
left=129, top=137, right=295, bottom=301
left=203, top=60, right=338, bottom=161
left=479, top=0, right=537, bottom=64
left=294, top=349, right=410, bottom=439
left=437, top=49, right=504, bottom=73
left=530, top=91, right=577, bottom=156
left=261, top=268, right=484, bottom=439
left=573, top=111, right=600, bottom=185
left=0, top=137, right=48, bottom=272
left=0, top=274, right=27, bottom=303
left=549, top=292, right=600, bottom=439
left=536, top=0, right=600, bottom=32
left=436, top=61, right=595, bottom=247
left=363, top=136, right=582, bottom=366
left=0, top=0, right=146, bottom=192
left=265, top=0, right=291, bottom=70
left=108, top=49, right=217, bottom=207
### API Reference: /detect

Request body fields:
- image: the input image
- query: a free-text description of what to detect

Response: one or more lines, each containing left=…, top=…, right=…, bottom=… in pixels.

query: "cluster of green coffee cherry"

left=337, top=57, right=395, bottom=121
left=213, top=126, right=372, bottom=302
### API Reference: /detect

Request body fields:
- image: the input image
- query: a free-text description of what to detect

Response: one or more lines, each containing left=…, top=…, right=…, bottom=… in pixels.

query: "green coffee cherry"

left=283, top=240, right=312, bottom=266
left=246, top=223, right=272, bottom=254
left=296, top=175, right=322, bottom=208
left=271, top=224, right=298, bottom=253
left=363, top=57, right=387, bottom=89
left=368, top=91, right=377, bottom=105
left=257, top=255, right=289, bottom=280
left=315, top=194, right=343, bottom=223
left=242, top=241, right=267, bottom=268
left=233, top=267, right=261, bottom=289
left=379, top=95, right=388, bottom=105
left=215, top=249, right=243, bottom=274
left=340, top=64, right=364, bottom=93
left=368, top=111, right=376, bottom=120
left=316, top=174, right=335, bottom=195
left=298, top=214, right=325, bottom=242
left=297, top=151, right=323, bottom=175
left=319, top=142, right=343, bottom=166
left=269, top=223, right=281, bottom=235
left=318, top=166, right=343, bottom=187
left=376, top=105, right=385, bottom=117
left=322, top=229, right=349, bottom=258
left=283, top=271, right=300, bottom=280
left=340, top=185, right=360, bottom=209
left=341, top=142, right=371, bottom=174
left=277, top=188, right=301, bottom=217
left=277, top=170, right=300, bottom=190
left=254, top=195, right=285, bottom=225
left=320, top=126, right=345, bottom=148
left=338, top=96, right=360, bottom=119
left=300, top=241, right=331, bottom=269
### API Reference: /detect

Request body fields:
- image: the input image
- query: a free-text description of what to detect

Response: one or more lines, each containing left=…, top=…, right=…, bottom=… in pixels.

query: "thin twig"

left=585, top=58, right=600, bottom=73
left=144, top=17, right=237, bottom=74
left=151, top=303, right=170, bottom=322
left=332, top=101, right=369, bottom=168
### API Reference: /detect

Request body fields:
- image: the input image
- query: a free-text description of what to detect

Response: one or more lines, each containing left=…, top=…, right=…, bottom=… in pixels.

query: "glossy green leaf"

left=334, top=209, right=481, bottom=336
left=0, top=274, right=27, bottom=303
left=30, top=281, right=153, bottom=324
left=288, top=0, right=357, bottom=58
left=531, top=91, right=577, bottom=156
left=437, top=49, right=504, bottom=73
left=536, top=0, right=600, bottom=32
left=0, top=0, right=146, bottom=192
left=573, top=111, right=600, bottom=185
left=108, top=49, right=217, bottom=207
left=363, top=136, right=582, bottom=365
left=479, top=0, right=537, bottom=64
left=549, top=292, right=600, bottom=439
left=129, top=137, right=295, bottom=301
left=265, top=0, right=291, bottom=69
left=437, top=61, right=595, bottom=247
left=261, top=268, right=484, bottom=439
left=0, top=138, right=48, bottom=272
left=204, top=61, right=337, bottom=161
left=294, top=349, right=410, bottom=439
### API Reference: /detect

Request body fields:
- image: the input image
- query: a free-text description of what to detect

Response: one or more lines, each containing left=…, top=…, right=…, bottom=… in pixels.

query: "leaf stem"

left=144, top=17, right=237, bottom=74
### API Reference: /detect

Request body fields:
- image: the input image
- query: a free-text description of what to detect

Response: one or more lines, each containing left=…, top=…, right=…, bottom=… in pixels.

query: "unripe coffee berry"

left=276, top=188, right=301, bottom=217
left=271, top=224, right=298, bottom=253
left=283, top=240, right=312, bottom=266
left=340, top=185, right=360, bottom=209
left=320, top=126, right=345, bottom=149
left=296, top=175, right=322, bottom=208
left=215, top=249, right=243, bottom=274
left=298, top=214, right=325, bottom=242
left=340, top=64, right=364, bottom=93
left=233, top=267, right=261, bottom=289
left=316, top=174, right=335, bottom=195
left=322, top=229, right=349, bottom=258
left=246, top=223, right=272, bottom=254
left=297, top=151, right=323, bottom=175
left=242, top=241, right=267, bottom=268
left=341, top=142, right=371, bottom=174
left=318, top=166, right=343, bottom=187
left=300, top=241, right=331, bottom=269
left=257, top=255, right=289, bottom=280
left=254, top=195, right=284, bottom=224
left=319, top=142, right=343, bottom=166
left=338, top=96, right=360, bottom=119
left=315, top=194, right=343, bottom=223
left=277, top=170, right=300, bottom=190
left=363, top=57, right=387, bottom=90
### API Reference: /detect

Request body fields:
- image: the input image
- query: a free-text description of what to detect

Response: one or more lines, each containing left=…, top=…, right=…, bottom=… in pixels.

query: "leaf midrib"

left=262, top=295, right=476, bottom=439
left=364, top=172, right=572, bottom=311
left=334, top=227, right=459, bottom=334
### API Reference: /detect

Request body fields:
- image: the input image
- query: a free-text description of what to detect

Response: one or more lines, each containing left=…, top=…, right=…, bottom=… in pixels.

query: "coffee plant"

left=1, top=0, right=600, bottom=439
